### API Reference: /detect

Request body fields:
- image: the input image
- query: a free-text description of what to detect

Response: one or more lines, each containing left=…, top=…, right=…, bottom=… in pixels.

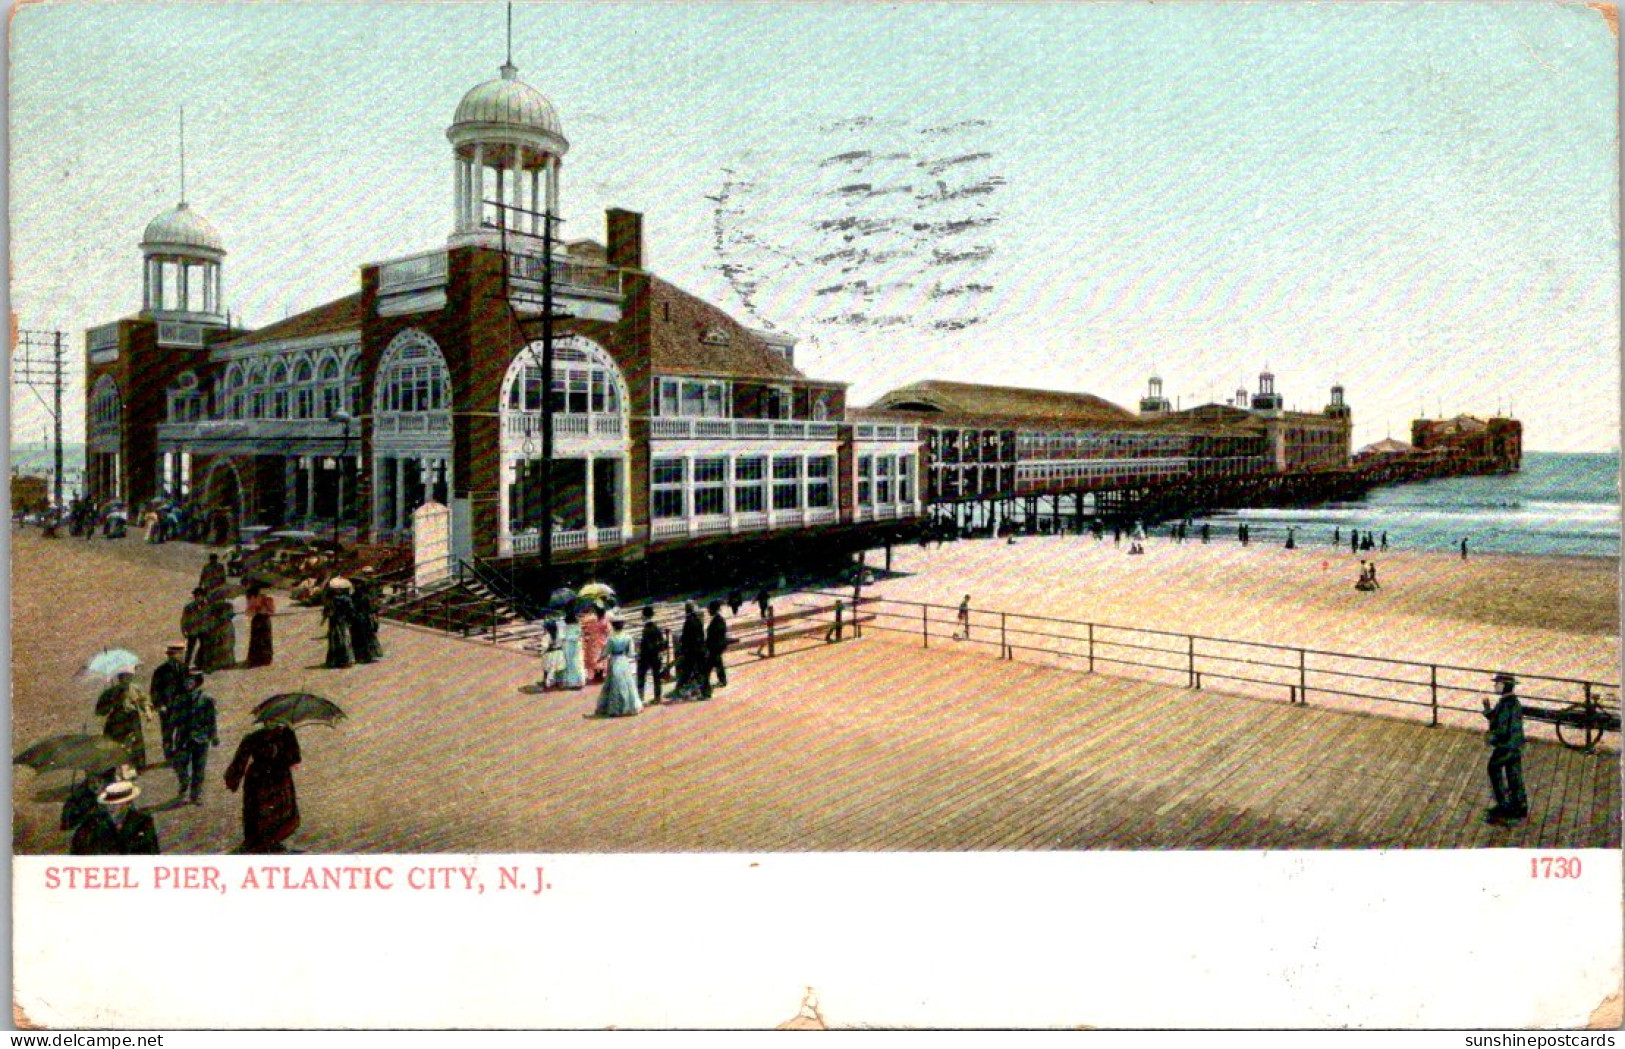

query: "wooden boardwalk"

left=12, top=526, right=1617, bottom=854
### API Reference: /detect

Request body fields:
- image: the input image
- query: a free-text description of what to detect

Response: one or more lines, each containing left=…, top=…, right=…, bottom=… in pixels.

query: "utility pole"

left=14, top=327, right=72, bottom=506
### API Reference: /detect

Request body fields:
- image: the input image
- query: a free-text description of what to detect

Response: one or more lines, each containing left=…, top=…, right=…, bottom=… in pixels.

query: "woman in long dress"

left=558, top=609, right=585, bottom=689
left=581, top=606, right=611, bottom=682
left=244, top=583, right=275, bottom=667
left=324, top=581, right=356, bottom=669
left=223, top=723, right=301, bottom=853
left=537, top=618, right=564, bottom=690
left=95, top=672, right=152, bottom=770
left=196, top=590, right=237, bottom=672
left=591, top=620, right=642, bottom=718
left=348, top=578, right=383, bottom=664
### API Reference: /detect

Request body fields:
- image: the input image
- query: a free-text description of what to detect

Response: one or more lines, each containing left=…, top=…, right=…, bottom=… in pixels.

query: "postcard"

left=9, top=1, right=1621, bottom=1031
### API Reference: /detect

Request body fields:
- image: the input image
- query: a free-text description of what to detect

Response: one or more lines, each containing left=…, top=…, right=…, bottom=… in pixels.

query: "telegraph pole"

left=14, top=327, right=72, bottom=506
left=52, top=330, right=64, bottom=506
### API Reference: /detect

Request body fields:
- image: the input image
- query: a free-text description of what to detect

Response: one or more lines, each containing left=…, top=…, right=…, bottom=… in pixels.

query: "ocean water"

left=1201, top=451, right=1620, bottom=558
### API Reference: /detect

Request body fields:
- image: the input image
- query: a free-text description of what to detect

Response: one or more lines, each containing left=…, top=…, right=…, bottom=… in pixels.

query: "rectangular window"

left=772, top=455, right=801, bottom=510
left=858, top=455, right=872, bottom=505
left=652, top=458, right=686, bottom=519
left=877, top=455, right=893, bottom=504
left=806, top=456, right=833, bottom=509
left=694, top=457, right=727, bottom=516
left=569, top=373, right=589, bottom=414
left=681, top=381, right=706, bottom=418
left=898, top=456, right=913, bottom=503
left=734, top=456, right=766, bottom=513
left=657, top=378, right=679, bottom=416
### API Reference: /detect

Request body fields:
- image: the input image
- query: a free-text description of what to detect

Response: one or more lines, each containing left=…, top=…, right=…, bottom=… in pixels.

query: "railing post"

left=767, top=609, right=776, bottom=658
left=1087, top=622, right=1094, bottom=673
left=922, top=604, right=929, bottom=649
left=1001, top=612, right=1009, bottom=659
left=1188, top=635, right=1197, bottom=689
left=1299, top=648, right=1307, bottom=706
left=1429, top=665, right=1439, bottom=726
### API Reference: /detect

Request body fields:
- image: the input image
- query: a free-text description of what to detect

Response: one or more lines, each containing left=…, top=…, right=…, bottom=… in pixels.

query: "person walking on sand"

left=224, top=720, right=302, bottom=853
left=825, top=599, right=846, bottom=643
left=674, top=601, right=706, bottom=699
left=637, top=606, right=666, bottom=705
left=1380, top=531, right=1388, bottom=552
left=582, top=605, right=611, bottom=683
left=954, top=595, right=971, bottom=641
left=589, top=618, right=642, bottom=718
left=1461, top=537, right=1469, bottom=561
left=756, top=587, right=772, bottom=620
left=323, top=579, right=356, bottom=669
left=348, top=572, right=384, bottom=664
left=1482, top=672, right=1528, bottom=824
left=168, top=670, right=220, bottom=806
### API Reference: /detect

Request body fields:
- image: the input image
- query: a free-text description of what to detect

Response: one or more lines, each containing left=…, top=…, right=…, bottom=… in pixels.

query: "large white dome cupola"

left=448, top=45, right=569, bottom=248
left=140, top=110, right=227, bottom=324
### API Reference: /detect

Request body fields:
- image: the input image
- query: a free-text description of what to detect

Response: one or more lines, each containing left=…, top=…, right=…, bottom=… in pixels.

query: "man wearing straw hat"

left=70, top=780, right=159, bottom=855
left=1482, top=672, right=1528, bottom=824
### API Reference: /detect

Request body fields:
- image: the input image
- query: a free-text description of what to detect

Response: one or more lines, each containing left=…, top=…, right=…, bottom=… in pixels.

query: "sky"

left=8, top=1, right=1620, bottom=451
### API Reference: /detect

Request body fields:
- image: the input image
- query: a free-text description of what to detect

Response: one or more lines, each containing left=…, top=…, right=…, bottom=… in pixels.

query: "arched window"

left=224, top=364, right=246, bottom=419
left=293, top=358, right=315, bottom=420
left=89, top=375, right=121, bottom=437
left=812, top=394, right=830, bottom=422
left=375, top=330, right=450, bottom=415
left=341, top=350, right=362, bottom=417
left=246, top=364, right=267, bottom=419
left=502, top=336, right=624, bottom=417
left=319, top=356, right=342, bottom=419
left=269, top=362, right=290, bottom=419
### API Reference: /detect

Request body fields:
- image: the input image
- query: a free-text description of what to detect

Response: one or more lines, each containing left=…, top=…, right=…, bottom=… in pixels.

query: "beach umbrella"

left=547, top=587, right=578, bottom=610
left=14, top=734, right=129, bottom=775
left=81, top=648, right=141, bottom=678
left=578, top=582, right=616, bottom=604
left=253, top=693, right=347, bottom=729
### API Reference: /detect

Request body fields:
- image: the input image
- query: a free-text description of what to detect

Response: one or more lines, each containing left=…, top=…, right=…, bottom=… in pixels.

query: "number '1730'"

left=1531, top=856, right=1583, bottom=878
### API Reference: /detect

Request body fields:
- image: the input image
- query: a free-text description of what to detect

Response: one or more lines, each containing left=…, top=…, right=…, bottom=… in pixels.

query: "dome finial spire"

left=178, top=105, right=187, bottom=207
left=501, top=0, right=517, bottom=79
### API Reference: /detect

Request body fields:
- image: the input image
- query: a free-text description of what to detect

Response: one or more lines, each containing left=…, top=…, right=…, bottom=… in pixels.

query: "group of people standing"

left=322, top=573, right=384, bottom=669
left=535, top=600, right=733, bottom=718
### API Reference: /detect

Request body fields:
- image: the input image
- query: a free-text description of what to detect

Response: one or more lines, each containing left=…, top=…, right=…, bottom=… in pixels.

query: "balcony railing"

left=650, top=418, right=841, bottom=441
left=375, top=412, right=452, bottom=436
left=88, top=323, right=120, bottom=351
left=156, top=322, right=207, bottom=349
left=509, top=254, right=623, bottom=298
left=855, top=424, right=919, bottom=441
left=648, top=505, right=842, bottom=543
left=378, top=250, right=449, bottom=293
left=502, top=413, right=624, bottom=440
left=502, top=525, right=628, bottom=557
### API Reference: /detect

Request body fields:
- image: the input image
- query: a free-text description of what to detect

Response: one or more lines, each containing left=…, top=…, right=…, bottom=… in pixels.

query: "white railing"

left=693, top=516, right=732, bottom=537
left=375, top=412, right=452, bottom=436
left=378, top=250, right=448, bottom=293
left=510, top=255, right=623, bottom=296
left=649, top=418, right=840, bottom=441
left=806, top=507, right=839, bottom=525
left=503, top=413, right=622, bottom=440
left=88, top=323, right=120, bottom=351
left=652, top=519, right=688, bottom=539
left=595, top=525, right=625, bottom=546
left=156, top=322, right=206, bottom=348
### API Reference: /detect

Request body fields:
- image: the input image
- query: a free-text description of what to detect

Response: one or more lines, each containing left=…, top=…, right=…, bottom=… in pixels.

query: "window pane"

left=772, top=483, right=799, bottom=510
left=653, top=459, right=685, bottom=486
left=735, top=457, right=765, bottom=481
left=734, top=486, right=764, bottom=513
left=695, top=458, right=726, bottom=483
left=773, top=456, right=799, bottom=480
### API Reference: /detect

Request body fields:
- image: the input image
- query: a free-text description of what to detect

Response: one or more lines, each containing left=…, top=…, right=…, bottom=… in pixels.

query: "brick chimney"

left=606, top=209, right=643, bottom=270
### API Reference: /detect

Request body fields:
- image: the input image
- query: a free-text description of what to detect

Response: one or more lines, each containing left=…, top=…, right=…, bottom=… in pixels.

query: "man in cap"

left=169, top=669, right=220, bottom=805
left=150, top=643, right=190, bottom=765
left=70, top=780, right=160, bottom=855
left=181, top=587, right=210, bottom=667
left=1482, top=672, right=1528, bottom=824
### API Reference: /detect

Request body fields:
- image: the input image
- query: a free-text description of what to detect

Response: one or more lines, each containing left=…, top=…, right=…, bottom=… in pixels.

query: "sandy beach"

left=859, top=532, right=1620, bottom=685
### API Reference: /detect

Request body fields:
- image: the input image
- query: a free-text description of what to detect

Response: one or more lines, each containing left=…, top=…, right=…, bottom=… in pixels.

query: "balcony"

left=502, top=525, right=628, bottom=558
left=855, top=423, right=919, bottom=442
left=375, top=412, right=452, bottom=436
left=648, top=505, right=842, bottom=543
left=650, top=418, right=841, bottom=441
left=157, top=417, right=351, bottom=452
left=377, top=250, right=449, bottom=294
left=502, top=412, right=623, bottom=441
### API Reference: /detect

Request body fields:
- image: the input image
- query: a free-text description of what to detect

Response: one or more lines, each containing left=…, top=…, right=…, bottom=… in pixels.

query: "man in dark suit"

left=637, top=605, right=666, bottom=705
left=149, top=643, right=190, bottom=764
left=703, top=600, right=729, bottom=699
left=675, top=601, right=706, bottom=700
left=169, top=670, right=220, bottom=805
left=70, top=780, right=160, bottom=855
left=1483, top=672, right=1528, bottom=824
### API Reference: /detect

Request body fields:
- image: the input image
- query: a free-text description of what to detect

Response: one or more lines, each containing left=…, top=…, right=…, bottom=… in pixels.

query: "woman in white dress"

left=558, top=609, right=585, bottom=690
left=590, top=619, right=642, bottom=718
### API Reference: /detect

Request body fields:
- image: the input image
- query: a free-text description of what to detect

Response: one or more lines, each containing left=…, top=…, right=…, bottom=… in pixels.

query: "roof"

left=219, top=293, right=364, bottom=350
left=142, top=202, right=224, bottom=256
left=1357, top=438, right=1415, bottom=456
left=648, top=277, right=815, bottom=383
left=451, top=63, right=566, bottom=145
left=868, top=380, right=1135, bottom=424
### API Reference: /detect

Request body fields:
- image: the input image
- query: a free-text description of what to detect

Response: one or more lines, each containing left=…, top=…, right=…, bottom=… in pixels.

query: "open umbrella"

left=253, top=693, right=347, bottom=729
left=81, top=648, right=141, bottom=678
left=14, top=734, right=130, bottom=775
left=547, top=587, right=578, bottom=611
left=577, top=582, right=616, bottom=605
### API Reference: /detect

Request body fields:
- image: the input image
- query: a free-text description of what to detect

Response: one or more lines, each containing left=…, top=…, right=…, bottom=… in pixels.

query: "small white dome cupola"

left=1139, top=373, right=1172, bottom=416
left=1250, top=366, right=1283, bottom=413
left=141, top=110, right=226, bottom=323
left=448, top=15, right=569, bottom=248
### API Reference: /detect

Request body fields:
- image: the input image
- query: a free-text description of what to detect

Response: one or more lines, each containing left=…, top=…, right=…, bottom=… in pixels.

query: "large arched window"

left=246, top=364, right=267, bottom=419
left=341, top=350, right=362, bottom=417
left=224, top=364, right=246, bottom=419
left=269, top=361, right=290, bottom=419
left=319, top=356, right=343, bottom=419
left=502, top=336, right=624, bottom=417
left=375, top=330, right=449, bottom=414
left=293, top=357, right=316, bottom=419
left=89, top=375, right=121, bottom=437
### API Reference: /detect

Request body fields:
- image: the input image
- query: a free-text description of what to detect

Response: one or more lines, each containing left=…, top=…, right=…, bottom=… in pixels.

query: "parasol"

left=14, top=734, right=130, bottom=775
left=81, top=648, right=141, bottom=678
left=252, top=692, right=348, bottom=729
